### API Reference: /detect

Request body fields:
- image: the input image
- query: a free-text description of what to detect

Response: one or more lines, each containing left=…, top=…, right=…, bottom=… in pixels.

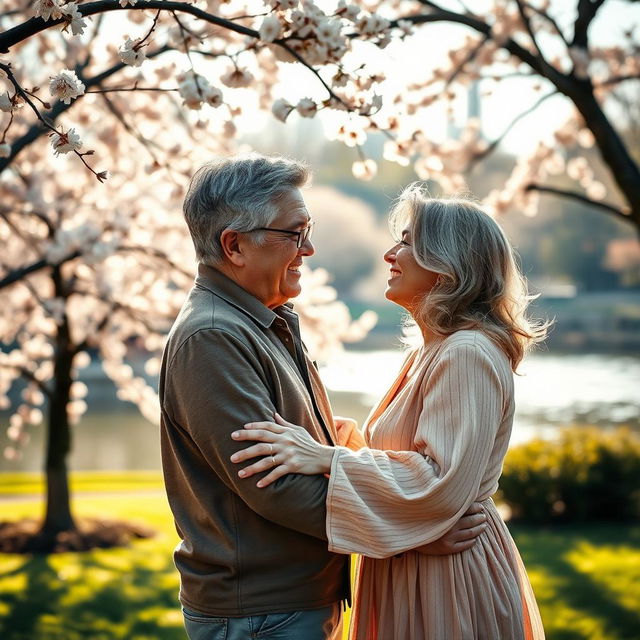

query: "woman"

left=231, top=186, right=546, bottom=639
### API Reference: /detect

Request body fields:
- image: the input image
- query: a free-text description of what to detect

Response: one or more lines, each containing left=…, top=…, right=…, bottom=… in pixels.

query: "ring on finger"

left=269, top=443, right=274, bottom=455
left=271, top=456, right=277, bottom=466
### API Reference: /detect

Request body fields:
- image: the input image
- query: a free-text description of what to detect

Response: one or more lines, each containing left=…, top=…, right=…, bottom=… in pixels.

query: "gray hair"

left=389, top=184, right=547, bottom=370
left=183, top=154, right=310, bottom=265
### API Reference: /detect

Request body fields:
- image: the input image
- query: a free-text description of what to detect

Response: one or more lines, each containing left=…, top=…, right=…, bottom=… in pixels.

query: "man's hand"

left=414, top=502, right=487, bottom=555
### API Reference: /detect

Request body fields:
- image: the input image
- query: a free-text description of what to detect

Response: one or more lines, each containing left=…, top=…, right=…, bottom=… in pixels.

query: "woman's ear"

left=219, top=229, right=245, bottom=267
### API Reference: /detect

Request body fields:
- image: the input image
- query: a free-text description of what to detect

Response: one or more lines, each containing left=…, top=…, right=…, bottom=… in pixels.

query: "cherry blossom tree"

left=1, top=0, right=638, bottom=547
left=0, top=150, right=374, bottom=548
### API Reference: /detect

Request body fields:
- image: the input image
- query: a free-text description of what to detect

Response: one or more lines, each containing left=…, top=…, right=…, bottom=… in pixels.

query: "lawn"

left=0, top=472, right=639, bottom=640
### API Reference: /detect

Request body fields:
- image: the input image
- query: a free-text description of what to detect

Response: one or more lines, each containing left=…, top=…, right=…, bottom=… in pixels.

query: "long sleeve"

left=164, top=329, right=330, bottom=540
left=326, top=340, right=506, bottom=558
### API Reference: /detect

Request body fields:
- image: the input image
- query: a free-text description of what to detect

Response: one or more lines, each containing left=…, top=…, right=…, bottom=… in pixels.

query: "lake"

left=0, top=350, right=638, bottom=472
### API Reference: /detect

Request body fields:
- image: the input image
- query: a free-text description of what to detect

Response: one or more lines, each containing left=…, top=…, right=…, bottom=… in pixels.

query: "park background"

left=1, top=0, right=639, bottom=638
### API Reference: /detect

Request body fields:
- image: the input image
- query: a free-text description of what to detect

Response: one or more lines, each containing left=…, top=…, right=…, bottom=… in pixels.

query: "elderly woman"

left=231, top=186, right=546, bottom=640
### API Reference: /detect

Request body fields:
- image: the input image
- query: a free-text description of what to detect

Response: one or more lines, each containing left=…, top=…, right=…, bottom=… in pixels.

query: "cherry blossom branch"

left=274, top=41, right=349, bottom=107
left=136, top=8, right=161, bottom=49
left=0, top=207, right=55, bottom=235
left=118, top=245, right=193, bottom=279
left=523, top=1, right=569, bottom=48
left=86, top=86, right=178, bottom=93
left=0, top=44, right=171, bottom=172
left=99, top=91, right=163, bottom=163
left=596, top=74, right=640, bottom=87
left=524, top=183, right=631, bottom=223
left=0, top=61, right=107, bottom=181
left=410, top=0, right=562, bottom=82
left=0, top=1, right=259, bottom=54
left=1, top=111, right=14, bottom=143
left=514, top=0, right=544, bottom=59
left=0, top=363, right=52, bottom=398
left=468, top=90, right=558, bottom=167
left=0, top=251, right=81, bottom=290
left=572, top=0, right=606, bottom=48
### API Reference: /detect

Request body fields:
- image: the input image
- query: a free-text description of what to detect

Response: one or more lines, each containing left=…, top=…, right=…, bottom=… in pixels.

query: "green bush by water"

left=499, top=427, right=640, bottom=523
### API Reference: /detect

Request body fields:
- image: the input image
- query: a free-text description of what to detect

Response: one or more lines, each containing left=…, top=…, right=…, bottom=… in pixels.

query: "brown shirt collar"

left=195, top=263, right=296, bottom=329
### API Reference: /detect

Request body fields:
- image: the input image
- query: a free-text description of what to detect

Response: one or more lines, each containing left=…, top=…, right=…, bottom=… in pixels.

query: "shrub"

left=497, top=427, right=640, bottom=523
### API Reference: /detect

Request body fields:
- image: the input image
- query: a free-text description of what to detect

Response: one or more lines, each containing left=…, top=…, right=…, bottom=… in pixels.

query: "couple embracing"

left=159, top=154, right=546, bottom=640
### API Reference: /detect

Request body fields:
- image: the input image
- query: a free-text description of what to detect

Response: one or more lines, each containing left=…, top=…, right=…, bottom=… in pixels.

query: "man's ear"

left=219, top=229, right=245, bottom=267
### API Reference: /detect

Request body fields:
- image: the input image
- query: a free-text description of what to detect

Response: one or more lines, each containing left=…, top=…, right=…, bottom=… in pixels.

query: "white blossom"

left=315, top=18, right=343, bottom=47
left=336, top=0, right=360, bottom=21
left=220, top=66, right=254, bottom=88
left=272, top=98, right=294, bottom=122
left=0, top=143, right=10, bottom=158
left=267, top=0, right=298, bottom=8
left=61, top=3, right=86, bottom=36
left=177, top=72, right=223, bottom=109
left=50, top=127, right=82, bottom=155
left=356, top=13, right=390, bottom=37
left=49, top=69, right=85, bottom=104
left=119, top=38, right=146, bottom=67
left=119, top=0, right=138, bottom=6
left=296, top=97, right=317, bottom=118
left=396, top=20, right=414, bottom=36
left=337, top=121, right=367, bottom=147
left=352, top=158, right=377, bottom=180
left=33, top=0, right=63, bottom=21
left=259, top=15, right=282, bottom=43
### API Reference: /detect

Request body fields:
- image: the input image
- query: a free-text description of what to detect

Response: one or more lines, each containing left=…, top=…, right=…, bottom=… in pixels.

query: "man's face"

left=241, top=188, right=315, bottom=309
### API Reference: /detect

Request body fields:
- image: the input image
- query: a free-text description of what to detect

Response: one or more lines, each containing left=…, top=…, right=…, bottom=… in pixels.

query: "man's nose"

left=299, top=238, right=315, bottom=257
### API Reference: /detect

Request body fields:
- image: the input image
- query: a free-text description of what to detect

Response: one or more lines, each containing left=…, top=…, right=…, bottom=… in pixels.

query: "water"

left=0, top=351, right=638, bottom=472
left=320, top=350, right=640, bottom=445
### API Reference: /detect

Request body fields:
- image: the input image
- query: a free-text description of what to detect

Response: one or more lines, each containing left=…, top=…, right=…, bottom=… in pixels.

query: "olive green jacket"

left=160, top=264, right=350, bottom=616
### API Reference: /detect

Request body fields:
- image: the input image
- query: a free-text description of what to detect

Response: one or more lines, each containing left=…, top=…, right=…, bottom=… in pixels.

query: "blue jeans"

left=182, top=603, right=342, bottom=640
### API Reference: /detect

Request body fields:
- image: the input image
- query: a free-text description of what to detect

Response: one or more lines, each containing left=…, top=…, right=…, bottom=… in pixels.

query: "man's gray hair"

left=183, top=154, right=310, bottom=265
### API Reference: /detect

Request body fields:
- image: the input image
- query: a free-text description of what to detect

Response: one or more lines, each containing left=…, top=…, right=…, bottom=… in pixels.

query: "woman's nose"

left=384, top=246, right=396, bottom=263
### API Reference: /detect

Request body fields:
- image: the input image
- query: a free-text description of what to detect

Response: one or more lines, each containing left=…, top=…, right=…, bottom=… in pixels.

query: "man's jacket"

left=160, top=264, right=350, bottom=616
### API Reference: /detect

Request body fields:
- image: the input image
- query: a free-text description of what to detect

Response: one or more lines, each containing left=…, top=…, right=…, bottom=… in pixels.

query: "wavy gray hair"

left=183, top=154, right=310, bottom=265
left=389, top=184, right=547, bottom=370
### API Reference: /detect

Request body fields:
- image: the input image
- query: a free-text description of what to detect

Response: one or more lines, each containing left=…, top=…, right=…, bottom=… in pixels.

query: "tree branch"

left=572, top=0, right=606, bottom=48
left=514, top=0, right=544, bottom=59
left=0, top=44, right=171, bottom=173
left=469, top=90, right=558, bottom=168
left=0, top=251, right=81, bottom=291
left=0, top=0, right=259, bottom=54
left=0, top=363, right=53, bottom=398
left=523, top=1, right=569, bottom=48
left=525, top=182, right=631, bottom=223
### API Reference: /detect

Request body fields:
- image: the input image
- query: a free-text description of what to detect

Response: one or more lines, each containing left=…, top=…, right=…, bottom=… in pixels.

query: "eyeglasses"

left=249, top=220, right=314, bottom=249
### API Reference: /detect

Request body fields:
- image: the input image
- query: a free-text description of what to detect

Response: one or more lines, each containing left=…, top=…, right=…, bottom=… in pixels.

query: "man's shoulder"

left=166, top=285, right=265, bottom=359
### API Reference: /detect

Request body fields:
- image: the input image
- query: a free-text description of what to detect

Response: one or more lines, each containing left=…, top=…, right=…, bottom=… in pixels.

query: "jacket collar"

left=195, top=263, right=293, bottom=329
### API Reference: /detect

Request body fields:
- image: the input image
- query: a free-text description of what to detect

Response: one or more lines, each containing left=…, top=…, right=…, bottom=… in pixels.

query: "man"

left=160, top=154, right=485, bottom=640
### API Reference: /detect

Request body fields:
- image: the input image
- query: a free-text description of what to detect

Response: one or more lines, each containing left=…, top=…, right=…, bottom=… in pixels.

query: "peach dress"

left=326, top=331, right=545, bottom=640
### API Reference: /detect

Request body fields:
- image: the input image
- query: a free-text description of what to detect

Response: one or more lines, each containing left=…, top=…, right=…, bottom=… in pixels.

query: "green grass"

left=0, top=471, right=165, bottom=496
left=0, top=474, right=639, bottom=640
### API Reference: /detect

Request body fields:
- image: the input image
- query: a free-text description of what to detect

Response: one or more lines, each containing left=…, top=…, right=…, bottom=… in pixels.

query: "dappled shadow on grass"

left=511, top=523, right=640, bottom=640
left=0, top=535, right=184, bottom=640
left=0, top=518, right=155, bottom=554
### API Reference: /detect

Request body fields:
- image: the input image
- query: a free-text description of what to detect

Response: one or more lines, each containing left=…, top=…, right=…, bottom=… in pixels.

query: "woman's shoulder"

left=438, top=330, right=509, bottom=367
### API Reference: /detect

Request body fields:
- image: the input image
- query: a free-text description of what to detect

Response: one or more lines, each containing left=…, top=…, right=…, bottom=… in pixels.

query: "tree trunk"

left=566, top=81, right=640, bottom=231
left=40, top=305, right=76, bottom=538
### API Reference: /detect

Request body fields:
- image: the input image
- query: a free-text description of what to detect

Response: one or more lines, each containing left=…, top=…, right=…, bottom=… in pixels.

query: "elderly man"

left=160, top=154, right=484, bottom=640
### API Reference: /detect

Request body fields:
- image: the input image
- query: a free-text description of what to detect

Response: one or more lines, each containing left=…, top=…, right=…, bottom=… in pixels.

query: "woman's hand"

left=230, top=413, right=335, bottom=488
left=333, top=415, right=366, bottom=450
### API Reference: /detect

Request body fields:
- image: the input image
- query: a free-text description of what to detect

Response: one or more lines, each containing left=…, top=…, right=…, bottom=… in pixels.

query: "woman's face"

left=384, top=228, right=440, bottom=312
